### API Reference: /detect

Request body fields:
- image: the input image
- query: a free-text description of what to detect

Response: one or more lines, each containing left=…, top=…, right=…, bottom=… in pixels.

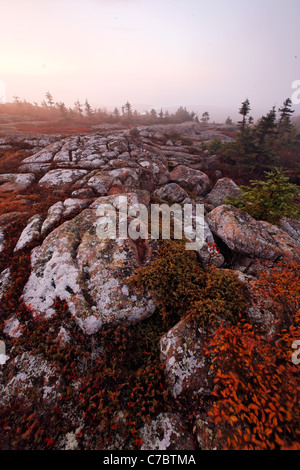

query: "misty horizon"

left=1, top=0, right=300, bottom=122
left=2, top=94, right=299, bottom=124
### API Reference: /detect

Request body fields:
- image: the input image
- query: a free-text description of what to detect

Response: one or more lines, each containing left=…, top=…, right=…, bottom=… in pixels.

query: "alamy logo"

left=291, top=340, right=300, bottom=365
left=291, top=80, right=300, bottom=105
left=95, top=196, right=205, bottom=251
left=0, top=80, right=6, bottom=104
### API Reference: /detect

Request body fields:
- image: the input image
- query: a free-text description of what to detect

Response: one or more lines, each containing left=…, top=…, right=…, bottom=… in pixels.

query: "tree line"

left=0, top=92, right=212, bottom=126
left=203, top=98, right=300, bottom=182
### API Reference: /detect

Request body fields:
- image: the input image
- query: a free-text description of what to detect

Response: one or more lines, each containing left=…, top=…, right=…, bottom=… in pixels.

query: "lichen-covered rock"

left=107, top=137, right=129, bottom=154
left=140, top=413, right=195, bottom=450
left=3, top=316, right=22, bottom=338
left=0, top=228, right=4, bottom=254
left=19, top=162, right=52, bottom=173
left=86, top=172, right=116, bottom=196
left=238, top=272, right=286, bottom=341
left=62, top=198, right=92, bottom=217
left=160, top=316, right=213, bottom=399
left=206, top=205, right=300, bottom=262
left=0, top=268, right=11, bottom=301
left=0, top=173, right=35, bottom=192
left=41, top=202, right=65, bottom=235
left=153, top=182, right=190, bottom=203
left=71, top=187, right=95, bottom=198
left=206, top=177, right=240, bottom=206
left=19, top=140, right=63, bottom=173
left=0, top=352, right=62, bottom=407
left=62, top=432, right=80, bottom=451
left=139, top=158, right=170, bottom=187
left=280, top=217, right=300, bottom=247
left=17, top=131, right=174, bottom=193
left=22, top=194, right=157, bottom=335
left=41, top=198, right=92, bottom=236
left=50, top=136, right=106, bottom=170
left=129, top=127, right=140, bottom=138
left=0, top=340, right=9, bottom=365
left=38, top=169, right=88, bottom=189
left=106, top=167, right=155, bottom=191
left=170, top=165, right=211, bottom=196
left=14, top=214, right=43, bottom=252
left=197, top=220, right=224, bottom=268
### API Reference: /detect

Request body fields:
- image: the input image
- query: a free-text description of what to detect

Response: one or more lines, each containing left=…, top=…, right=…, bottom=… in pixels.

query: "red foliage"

left=219, top=131, right=237, bottom=138
left=253, top=260, right=300, bottom=326
left=204, top=261, right=300, bottom=450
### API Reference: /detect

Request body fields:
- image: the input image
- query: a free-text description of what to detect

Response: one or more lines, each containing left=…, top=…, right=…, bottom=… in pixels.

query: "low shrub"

left=225, top=168, right=299, bottom=225
left=128, top=239, right=206, bottom=323
left=188, top=267, right=248, bottom=326
left=129, top=239, right=247, bottom=326
left=205, top=316, right=300, bottom=449
left=204, top=260, right=300, bottom=449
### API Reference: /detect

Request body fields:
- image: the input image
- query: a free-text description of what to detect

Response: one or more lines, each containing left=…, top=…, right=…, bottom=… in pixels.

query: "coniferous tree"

left=84, top=99, right=93, bottom=118
left=124, top=101, right=133, bottom=118
left=74, top=100, right=83, bottom=119
left=46, top=91, right=54, bottom=108
left=252, top=106, right=278, bottom=174
left=57, top=102, right=68, bottom=116
left=174, top=106, right=191, bottom=123
left=277, top=98, right=294, bottom=137
left=256, top=106, right=277, bottom=145
left=238, top=99, right=251, bottom=132
left=201, top=111, right=210, bottom=124
left=113, top=107, right=120, bottom=122
left=226, top=168, right=299, bottom=224
left=150, top=108, right=157, bottom=122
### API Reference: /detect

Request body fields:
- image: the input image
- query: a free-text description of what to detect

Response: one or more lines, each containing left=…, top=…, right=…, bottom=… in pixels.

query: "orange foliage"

left=253, top=260, right=300, bottom=326
left=0, top=149, right=29, bottom=174
left=205, top=261, right=300, bottom=450
left=0, top=191, right=30, bottom=215
left=0, top=188, right=66, bottom=217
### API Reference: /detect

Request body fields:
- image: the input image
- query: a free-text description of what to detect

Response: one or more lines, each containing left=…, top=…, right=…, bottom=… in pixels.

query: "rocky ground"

left=0, top=122, right=299, bottom=450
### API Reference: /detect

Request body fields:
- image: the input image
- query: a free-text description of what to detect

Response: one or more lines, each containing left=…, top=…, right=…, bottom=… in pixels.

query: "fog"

left=1, top=0, right=300, bottom=120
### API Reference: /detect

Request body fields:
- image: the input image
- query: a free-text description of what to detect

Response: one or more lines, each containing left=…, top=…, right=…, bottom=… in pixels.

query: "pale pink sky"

left=1, top=0, right=300, bottom=119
